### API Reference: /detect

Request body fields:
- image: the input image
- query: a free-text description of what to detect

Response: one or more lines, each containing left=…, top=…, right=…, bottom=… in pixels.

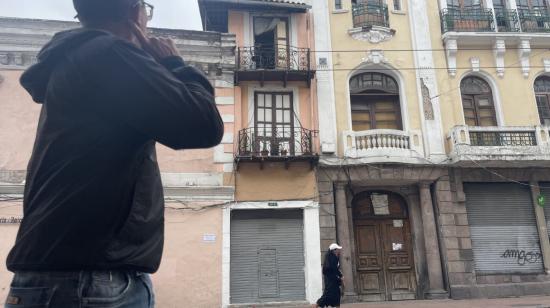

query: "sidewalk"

left=340, top=296, right=550, bottom=308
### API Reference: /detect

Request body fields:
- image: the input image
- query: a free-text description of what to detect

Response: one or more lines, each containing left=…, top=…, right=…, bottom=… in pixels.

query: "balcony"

left=235, top=46, right=314, bottom=87
left=235, top=127, right=319, bottom=169
left=440, top=8, right=495, bottom=33
left=342, top=129, right=425, bottom=164
left=352, top=3, right=389, bottom=28
left=519, top=10, right=550, bottom=33
left=495, top=9, right=521, bottom=32
left=448, top=126, right=550, bottom=166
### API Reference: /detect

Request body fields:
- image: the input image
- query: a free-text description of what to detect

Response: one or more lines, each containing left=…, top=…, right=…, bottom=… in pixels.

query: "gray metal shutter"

left=541, top=183, right=550, bottom=241
left=230, top=209, right=305, bottom=304
left=464, top=183, right=543, bottom=274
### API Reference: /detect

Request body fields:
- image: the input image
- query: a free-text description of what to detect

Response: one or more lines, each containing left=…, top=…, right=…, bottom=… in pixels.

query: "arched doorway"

left=460, top=76, right=497, bottom=127
left=534, top=75, right=550, bottom=126
left=350, top=72, right=403, bottom=131
left=352, top=191, right=416, bottom=301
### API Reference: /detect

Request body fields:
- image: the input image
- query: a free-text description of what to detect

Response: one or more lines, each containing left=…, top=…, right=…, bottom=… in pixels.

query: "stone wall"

left=441, top=168, right=550, bottom=299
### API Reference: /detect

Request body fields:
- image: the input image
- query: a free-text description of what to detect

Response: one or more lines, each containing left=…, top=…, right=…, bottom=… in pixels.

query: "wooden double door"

left=353, top=192, right=416, bottom=301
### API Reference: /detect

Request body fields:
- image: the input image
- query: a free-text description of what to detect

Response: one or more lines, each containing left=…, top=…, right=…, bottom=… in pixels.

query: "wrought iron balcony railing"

left=518, top=9, right=550, bottom=32
left=494, top=9, right=521, bottom=32
left=352, top=3, right=390, bottom=28
left=237, top=127, right=318, bottom=158
left=448, top=126, right=550, bottom=165
left=469, top=131, right=537, bottom=146
left=237, top=46, right=311, bottom=72
left=440, top=8, right=495, bottom=33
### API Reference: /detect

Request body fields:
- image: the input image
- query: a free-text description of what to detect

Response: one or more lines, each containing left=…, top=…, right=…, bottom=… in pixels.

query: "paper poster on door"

left=393, top=219, right=403, bottom=228
left=392, top=243, right=403, bottom=251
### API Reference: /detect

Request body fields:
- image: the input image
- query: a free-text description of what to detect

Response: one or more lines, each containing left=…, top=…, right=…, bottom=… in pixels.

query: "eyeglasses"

left=134, top=0, right=154, bottom=21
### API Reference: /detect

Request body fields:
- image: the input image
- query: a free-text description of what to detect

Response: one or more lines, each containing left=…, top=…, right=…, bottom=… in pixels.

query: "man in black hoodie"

left=4, top=0, right=223, bottom=307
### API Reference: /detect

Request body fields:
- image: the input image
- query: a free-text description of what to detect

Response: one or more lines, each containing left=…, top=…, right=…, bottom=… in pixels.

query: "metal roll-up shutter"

left=230, top=209, right=305, bottom=304
left=541, top=183, right=550, bottom=241
left=464, top=183, right=543, bottom=274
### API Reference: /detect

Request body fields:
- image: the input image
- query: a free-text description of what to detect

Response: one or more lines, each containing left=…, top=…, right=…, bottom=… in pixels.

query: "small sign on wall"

left=203, top=234, right=216, bottom=243
left=393, top=219, right=404, bottom=228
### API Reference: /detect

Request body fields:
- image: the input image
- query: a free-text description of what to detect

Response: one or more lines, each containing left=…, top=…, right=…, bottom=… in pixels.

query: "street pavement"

left=338, top=296, right=550, bottom=308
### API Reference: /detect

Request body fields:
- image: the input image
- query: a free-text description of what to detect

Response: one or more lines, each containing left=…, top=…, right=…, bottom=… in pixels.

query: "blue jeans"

left=5, top=270, right=154, bottom=307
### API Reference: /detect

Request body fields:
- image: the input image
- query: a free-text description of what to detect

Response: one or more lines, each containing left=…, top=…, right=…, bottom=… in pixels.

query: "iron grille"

left=518, top=9, right=550, bottom=32
left=352, top=3, right=390, bottom=28
left=469, top=131, right=537, bottom=147
left=495, top=9, right=521, bottom=32
left=237, top=127, right=317, bottom=157
left=440, top=8, right=495, bottom=33
left=237, top=46, right=311, bottom=71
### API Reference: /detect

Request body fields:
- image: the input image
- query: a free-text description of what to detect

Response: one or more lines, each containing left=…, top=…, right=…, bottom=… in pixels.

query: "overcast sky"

left=0, top=0, right=203, bottom=30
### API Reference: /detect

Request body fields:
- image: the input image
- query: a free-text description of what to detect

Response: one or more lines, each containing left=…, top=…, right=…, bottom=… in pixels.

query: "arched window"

left=534, top=76, right=550, bottom=126
left=350, top=72, right=402, bottom=131
left=461, top=76, right=497, bottom=126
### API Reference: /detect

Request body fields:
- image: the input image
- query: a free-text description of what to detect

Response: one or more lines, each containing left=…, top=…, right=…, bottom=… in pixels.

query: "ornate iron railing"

left=237, top=127, right=318, bottom=157
left=518, top=9, right=550, bottom=32
left=352, top=3, right=390, bottom=28
left=237, top=46, right=311, bottom=71
left=495, top=9, right=521, bottom=32
left=440, top=8, right=495, bottom=33
left=469, top=131, right=537, bottom=146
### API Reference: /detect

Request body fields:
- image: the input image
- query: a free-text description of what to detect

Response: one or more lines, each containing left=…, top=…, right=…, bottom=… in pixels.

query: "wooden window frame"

left=461, top=76, right=498, bottom=127
left=350, top=72, right=402, bottom=131
left=447, top=0, right=484, bottom=10
left=517, top=0, right=549, bottom=10
left=254, top=92, right=295, bottom=155
left=534, top=76, right=550, bottom=126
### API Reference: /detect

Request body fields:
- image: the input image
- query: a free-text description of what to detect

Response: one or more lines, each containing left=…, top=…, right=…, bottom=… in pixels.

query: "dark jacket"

left=6, top=28, right=223, bottom=273
left=317, top=250, right=343, bottom=307
left=322, top=250, right=343, bottom=284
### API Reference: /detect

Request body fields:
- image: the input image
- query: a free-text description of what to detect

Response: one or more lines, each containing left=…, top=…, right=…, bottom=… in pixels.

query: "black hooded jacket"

left=6, top=28, right=223, bottom=273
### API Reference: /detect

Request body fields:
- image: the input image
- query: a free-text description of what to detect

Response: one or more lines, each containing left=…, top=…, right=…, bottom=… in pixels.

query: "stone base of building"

left=451, top=282, right=550, bottom=299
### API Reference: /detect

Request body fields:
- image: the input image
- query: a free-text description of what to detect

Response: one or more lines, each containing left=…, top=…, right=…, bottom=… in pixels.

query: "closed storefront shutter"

left=464, top=183, right=543, bottom=274
left=230, top=209, right=305, bottom=304
left=541, top=183, right=550, bottom=241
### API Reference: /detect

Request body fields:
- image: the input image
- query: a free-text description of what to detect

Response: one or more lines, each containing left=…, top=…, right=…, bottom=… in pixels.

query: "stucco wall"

left=235, top=162, right=317, bottom=201
left=0, top=204, right=223, bottom=307
left=0, top=70, right=40, bottom=171
left=153, top=205, right=223, bottom=308
left=0, top=70, right=222, bottom=175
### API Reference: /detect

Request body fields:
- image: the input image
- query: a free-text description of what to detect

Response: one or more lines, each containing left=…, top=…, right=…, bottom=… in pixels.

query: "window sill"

left=392, top=10, right=407, bottom=15
left=332, top=9, right=349, bottom=14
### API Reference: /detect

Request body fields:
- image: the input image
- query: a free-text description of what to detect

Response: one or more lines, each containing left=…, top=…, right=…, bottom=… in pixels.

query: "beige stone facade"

left=315, top=0, right=550, bottom=303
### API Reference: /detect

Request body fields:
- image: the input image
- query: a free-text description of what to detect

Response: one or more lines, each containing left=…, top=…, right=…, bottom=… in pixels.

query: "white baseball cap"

left=329, top=243, right=342, bottom=251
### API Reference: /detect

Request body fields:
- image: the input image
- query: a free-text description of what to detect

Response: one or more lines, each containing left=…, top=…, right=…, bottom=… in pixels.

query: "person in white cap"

left=314, top=243, right=344, bottom=307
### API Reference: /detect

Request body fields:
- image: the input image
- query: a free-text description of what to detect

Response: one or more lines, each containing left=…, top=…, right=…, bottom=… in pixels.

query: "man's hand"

left=130, top=23, right=180, bottom=61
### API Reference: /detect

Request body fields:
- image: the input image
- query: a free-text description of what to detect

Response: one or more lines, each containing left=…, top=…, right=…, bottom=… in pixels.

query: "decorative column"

left=408, top=0, right=446, bottom=160
left=334, top=183, right=356, bottom=295
left=311, top=0, right=337, bottom=154
left=530, top=181, right=550, bottom=274
left=419, top=183, right=446, bottom=296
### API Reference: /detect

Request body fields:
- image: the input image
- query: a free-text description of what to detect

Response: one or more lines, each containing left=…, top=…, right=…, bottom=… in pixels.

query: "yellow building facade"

left=315, top=0, right=550, bottom=303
